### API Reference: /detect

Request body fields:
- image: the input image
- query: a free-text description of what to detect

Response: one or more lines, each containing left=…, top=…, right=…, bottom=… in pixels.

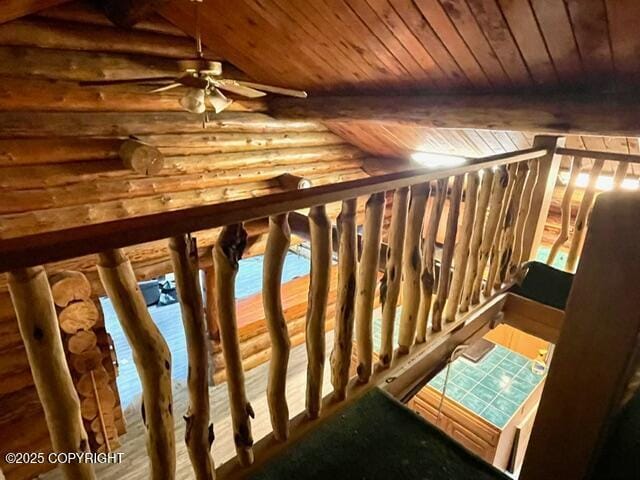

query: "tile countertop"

left=427, top=344, right=545, bottom=429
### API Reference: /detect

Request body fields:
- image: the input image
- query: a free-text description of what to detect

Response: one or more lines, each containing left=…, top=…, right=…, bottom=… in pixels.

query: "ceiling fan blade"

left=235, top=80, right=308, bottom=98
left=80, top=77, right=178, bottom=87
left=207, top=88, right=234, bottom=114
left=149, top=83, right=183, bottom=93
left=212, top=79, right=267, bottom=98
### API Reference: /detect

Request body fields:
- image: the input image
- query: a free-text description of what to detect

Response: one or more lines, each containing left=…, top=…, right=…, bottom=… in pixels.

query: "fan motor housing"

left=178, top=59, right=222, bottom=76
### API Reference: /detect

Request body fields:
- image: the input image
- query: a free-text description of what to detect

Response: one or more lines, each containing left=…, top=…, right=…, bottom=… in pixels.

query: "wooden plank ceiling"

left=159, top=0, right=640, bottom=163
left=1, top=0, right=637, bottom=164
left=162, top=0, right=640, bottom=93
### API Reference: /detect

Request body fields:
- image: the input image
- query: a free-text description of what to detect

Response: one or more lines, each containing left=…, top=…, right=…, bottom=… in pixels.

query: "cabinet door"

left=410, top=390, right=499, bottom=463
left=449, top=420, right=497, bottom=463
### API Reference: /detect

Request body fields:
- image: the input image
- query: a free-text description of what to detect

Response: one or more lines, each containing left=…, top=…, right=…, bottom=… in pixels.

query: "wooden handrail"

left=0, top=147, right=547, bottom=272
left=556, top=146, right=640, bottom=164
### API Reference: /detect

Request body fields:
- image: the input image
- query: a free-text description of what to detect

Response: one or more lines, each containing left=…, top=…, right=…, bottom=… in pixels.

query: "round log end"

left=68, top=329, right=98, bottom=355
left=120, top=139, right=164, bottom=176
left=276, top=173, right=312, bottom=190
left=49, top=271, right=92, bottom=307
left=59, top=299, right=99, bottom=334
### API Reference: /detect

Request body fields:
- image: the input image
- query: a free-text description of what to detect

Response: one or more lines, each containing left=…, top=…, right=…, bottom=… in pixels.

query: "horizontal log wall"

left=0, top=2, right=381, bottom=479
left=0, top=5, right=373, bottom=241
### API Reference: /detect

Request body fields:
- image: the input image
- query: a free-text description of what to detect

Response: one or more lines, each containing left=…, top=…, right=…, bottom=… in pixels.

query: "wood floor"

left=41, top=331, right=335, bottom=480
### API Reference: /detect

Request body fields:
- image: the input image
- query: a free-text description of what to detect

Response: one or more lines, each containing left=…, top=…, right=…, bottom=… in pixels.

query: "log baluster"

left=491, top=161, right=529, bottom=291
left=330, top=199, right=358, bottom=399
left=397, top=183, right=430, bottom=352
left=443, top=172, right=479, bottom=323
left=547, top=156, right=583, bottom=265
left=509, top=158, right=540, bottom=277
left=169, top=234, right=215, bottom=480
left=471, top=166, right=509, bottom=305
left=213, top=225, right=254, bottom=466
left=97, top=248, right=175, bottom=479
left=8, top=266, right=95, bottom=480
left=460, top=169, right=493, bottom=313
left=431, top=175, right=464, bottom=329
left=203, top=264, right=222, bottom=385
left=612, top=161, right=629, bottom=190
left=415, top=178, right=447, bottom=343
left=378, top=187, right=408, bottom=368
left=519, top=136, right=564, bottom=261
left=566, top=159, right=605, bottom=271
left=485, top=163, right=518, bottom=296
left=263, top=213, right=292, bottom=439
left=355, top=192, right=385, bottom=383
left=305, top=205, right=331, bottom=419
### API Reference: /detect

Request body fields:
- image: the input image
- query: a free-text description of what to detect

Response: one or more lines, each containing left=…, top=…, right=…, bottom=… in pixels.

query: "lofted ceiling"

left=1, top=0, right=639, bottom=165
left=161, top=0, right=640, bottom=94
left=158, top=0, right=640, bottom=163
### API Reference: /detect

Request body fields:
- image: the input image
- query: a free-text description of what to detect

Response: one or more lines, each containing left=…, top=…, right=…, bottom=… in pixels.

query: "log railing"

left=0, top=138, right=563, bottom=479
left=545, top=147, right=639, bottom=271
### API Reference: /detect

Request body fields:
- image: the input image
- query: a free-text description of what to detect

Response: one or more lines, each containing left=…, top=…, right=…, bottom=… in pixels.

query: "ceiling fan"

left=82, top=0, right=307, bottom=118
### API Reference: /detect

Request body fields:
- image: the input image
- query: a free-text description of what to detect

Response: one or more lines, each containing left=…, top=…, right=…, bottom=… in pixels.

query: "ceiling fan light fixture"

left=208, top=88, right=234, bottom=114
left=180, top=88, right=206, bottom=114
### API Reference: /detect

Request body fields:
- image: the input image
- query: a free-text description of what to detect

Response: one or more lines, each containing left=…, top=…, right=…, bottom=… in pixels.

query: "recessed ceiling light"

left=411, top=152, right=466, bottom=168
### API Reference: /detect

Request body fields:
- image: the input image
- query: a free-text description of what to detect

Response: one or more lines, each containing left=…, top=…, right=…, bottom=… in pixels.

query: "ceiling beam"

left=0, top=0, right=70, bottom=24
left=102, top=0, right=169, bottom=28
left=269, top=94, right=640, bottom=137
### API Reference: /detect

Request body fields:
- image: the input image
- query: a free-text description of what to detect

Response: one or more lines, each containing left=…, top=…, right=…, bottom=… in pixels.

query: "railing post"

left=566, top=159, right=605, bottom=272
left=460, top=169, right=493, bottom=313
left=443, top=171, right=479, bottom=323
left=331, top=199, right=358, bottom=399
left=432, top=176, right=463, bottom=329
left=378, top=187, right=408, bottom=368
left=509, top=158, right=540, bottom=275
left=397, top=183, right=430, bottom=350
left=213, top=224, right=254, bottom=466
left=203, top=264, right=223, bottom=385
left=471, top=166, right=509, bottom=305
left=521, top=135, right=565, bottom=261
left=416, top=179, right=446, bottom=343
left=491, top=161, right=528, bottom=290
left=8, top=266, right=95, bottom=480
left=355, top=192, right=385, bottom=383
left=486, top=163, right=518, bottom=295
left=547, top=156, right=583, bottom=265
left=521, top=192, right=640, bottom=480
left=97, top=248, right=175, bottom=479
left=169, top=234, right=215, bottom=480
left=305, top=205, right=331, bottom=419
left=263, top=213, right=292, bottom=439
